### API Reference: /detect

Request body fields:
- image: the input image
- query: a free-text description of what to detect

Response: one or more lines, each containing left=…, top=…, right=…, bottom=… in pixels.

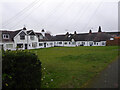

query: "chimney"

left=66, top=32, right=69, bottom=35
left=23, top=27, right=27, bottom=30
left=41, top=29, right=45, bottom=32
left=41, top=29, right=45, bottom=37
left=89, top=30, right=92, bottom=34
left=98, top=26, right=102, bottom=32
left=65, top=32, right=69, bottom=37
left=74, top=31, right=77, bottom=35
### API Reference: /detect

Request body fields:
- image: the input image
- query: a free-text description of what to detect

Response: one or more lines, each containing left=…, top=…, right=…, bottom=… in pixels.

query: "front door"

left=25, top=44, right=27, bottom=49
left=44, top=43, right=46, bottom=48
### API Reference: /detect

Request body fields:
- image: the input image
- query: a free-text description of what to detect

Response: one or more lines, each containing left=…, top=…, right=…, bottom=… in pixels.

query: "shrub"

left=2, top=50, right=42, bottom=89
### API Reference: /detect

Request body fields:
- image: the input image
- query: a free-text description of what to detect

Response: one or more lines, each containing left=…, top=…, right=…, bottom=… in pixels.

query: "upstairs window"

left=3, top=34, right=9, bottom=39
left=39, top=35, right=43, bottom=39
left=19, top=31, right=26, bottom=40
left=20, top=35, right=25, bottom=40
left=30, top=35, right=34, bottom=40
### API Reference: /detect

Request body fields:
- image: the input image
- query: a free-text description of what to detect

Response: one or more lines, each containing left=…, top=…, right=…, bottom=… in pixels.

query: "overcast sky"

left=0, top=0, right=119, bottom=35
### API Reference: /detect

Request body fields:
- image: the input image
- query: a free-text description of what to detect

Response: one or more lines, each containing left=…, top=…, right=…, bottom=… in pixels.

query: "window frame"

left=39, top=43, right=43, bottom=46
left=3, top=34, right=9, bottom=39
left=59, top=42, right=62, bottom=44
left=20, top=35, right=25, bottom=40
left=30, top=35, right=35, bottom=40
left=6, top=44, right=13, bottom=48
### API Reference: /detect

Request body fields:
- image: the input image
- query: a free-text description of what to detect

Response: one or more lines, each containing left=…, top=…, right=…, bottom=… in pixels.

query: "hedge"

left=2, top=50, right=42, bottom=89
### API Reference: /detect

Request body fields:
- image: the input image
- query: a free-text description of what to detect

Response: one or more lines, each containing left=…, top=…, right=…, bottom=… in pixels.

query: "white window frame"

left=6, top=44, right=13, bottom=49
left=59, top=42, right=62, bottom=44
left=32, top=42, right=37, bottom=47
left=20, top=35, right=25, bottom=40
left=3, top=34, right=9, bottom=39
left=30, top=35, right=34, bottom=40
left=39, top=43, right=43, bottom=46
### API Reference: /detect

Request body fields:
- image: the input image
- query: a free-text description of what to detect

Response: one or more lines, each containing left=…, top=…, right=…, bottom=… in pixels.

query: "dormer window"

left=39, top=35, right=43, bottom=39
left=3, top=34, right=9, bottom=39
left=30, top=35, right=34, bottom=40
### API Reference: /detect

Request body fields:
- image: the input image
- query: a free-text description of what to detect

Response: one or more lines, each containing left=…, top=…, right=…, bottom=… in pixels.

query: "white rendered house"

left=0, top=26, right=118, bottom=50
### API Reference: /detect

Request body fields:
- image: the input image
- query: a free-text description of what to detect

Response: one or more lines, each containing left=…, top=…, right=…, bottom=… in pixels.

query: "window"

left=39, top=35, right=43, bottom=39
left=89, top=42, right=93, bottom=46
left=32, top=42, right=37, bottom=47
left=69, top=42, right=71, bottom=44
left=110, top=38, right=114, bottom=40
left=64, top=42, right=67, bottom=45
left=82, top=42, right=85, bottom=45
left=3, top=34, right=9, bottom=39
left=6, top=44, right=13, bottom=48
left=17, top=44, right=23, bottom=48
left=19, top=31, right=26, bottom=40
left=102, top=42, right=105, bottom=45
left=39, top=43, right=43, bottom=46
left=59, top=42, right=62, bottom=44
left=94, top=42, right=96, bottom=45
left=72, top=42, right=75, bottom=45
left=50, top=43, right=53, bottom=45
left=30, top=35, right=34, bottom=40
left=20, top=35, right=25, bottom=40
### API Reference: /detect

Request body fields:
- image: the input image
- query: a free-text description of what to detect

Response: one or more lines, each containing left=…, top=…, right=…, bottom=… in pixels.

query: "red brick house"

left=106, top=37, right=120, bottom=46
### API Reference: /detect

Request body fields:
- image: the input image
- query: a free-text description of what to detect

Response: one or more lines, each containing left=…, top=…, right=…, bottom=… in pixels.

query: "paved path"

left=86, top=58, right=119, bottom=88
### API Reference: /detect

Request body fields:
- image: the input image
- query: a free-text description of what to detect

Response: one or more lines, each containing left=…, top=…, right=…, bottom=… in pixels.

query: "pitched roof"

left=85, top=33, right=97, bottom=41
left=93, top=32, right=112, bottom=42
left=106, top=32, right=120, bottom=37
left=1, top=30, right=21, bottom=42
left=54, top=34, right=72, bottom=41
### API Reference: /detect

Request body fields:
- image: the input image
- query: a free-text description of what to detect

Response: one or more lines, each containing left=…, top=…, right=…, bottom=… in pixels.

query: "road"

left=86, top=58, right=119, bottom=88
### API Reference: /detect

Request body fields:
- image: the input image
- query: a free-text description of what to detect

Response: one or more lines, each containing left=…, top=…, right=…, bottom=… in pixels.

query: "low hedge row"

left=2, top=50, right=42, bottom=89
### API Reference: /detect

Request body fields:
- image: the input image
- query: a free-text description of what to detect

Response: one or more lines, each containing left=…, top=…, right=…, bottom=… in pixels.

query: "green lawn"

left=31, top=46, right=119, bottom=88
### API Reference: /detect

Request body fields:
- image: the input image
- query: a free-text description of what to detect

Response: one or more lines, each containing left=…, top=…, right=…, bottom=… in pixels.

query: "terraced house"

left=0, top=26, right=119, bottom=50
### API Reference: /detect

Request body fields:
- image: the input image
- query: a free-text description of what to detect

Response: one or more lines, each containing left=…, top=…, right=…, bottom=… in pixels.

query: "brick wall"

left=106, top=39, right=120, bottom=46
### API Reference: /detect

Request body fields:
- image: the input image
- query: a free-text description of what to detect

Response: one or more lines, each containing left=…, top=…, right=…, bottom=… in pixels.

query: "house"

left=106, top=37, right=120, bottom=46
left=0, top=26, right=119, bottom=50
left=53, top=26, right=114, bottom=47
left=0, top=27, right=38, bottom=50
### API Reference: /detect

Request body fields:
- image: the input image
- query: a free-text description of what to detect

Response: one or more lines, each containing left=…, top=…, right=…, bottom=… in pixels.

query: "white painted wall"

left=14, top=30, right=39, bottom=50
left=1, top=29, right=107, bottom=51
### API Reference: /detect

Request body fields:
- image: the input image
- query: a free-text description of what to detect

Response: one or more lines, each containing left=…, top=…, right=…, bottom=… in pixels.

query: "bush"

left=2, top=50, right=42, bottom=89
